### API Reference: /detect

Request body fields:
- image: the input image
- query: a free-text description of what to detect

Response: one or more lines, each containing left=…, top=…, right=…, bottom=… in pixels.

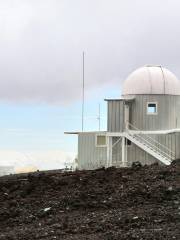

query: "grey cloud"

left=0, top=0, right=180, bottom=104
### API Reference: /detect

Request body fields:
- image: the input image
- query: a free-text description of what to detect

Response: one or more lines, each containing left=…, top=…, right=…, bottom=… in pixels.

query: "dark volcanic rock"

left=0, top=163, right=179, bottom=239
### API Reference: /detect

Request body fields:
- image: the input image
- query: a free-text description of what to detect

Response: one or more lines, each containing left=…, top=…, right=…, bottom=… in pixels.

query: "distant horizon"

left=0, top=149, right=75, bottom=171
left=0, top=0, right=180, bottom=171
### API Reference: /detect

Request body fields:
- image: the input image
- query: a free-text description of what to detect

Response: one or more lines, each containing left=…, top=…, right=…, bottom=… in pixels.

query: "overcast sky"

left=0, top=0, right=180, bottom=104
left=0, top=0, right=180, bottom=171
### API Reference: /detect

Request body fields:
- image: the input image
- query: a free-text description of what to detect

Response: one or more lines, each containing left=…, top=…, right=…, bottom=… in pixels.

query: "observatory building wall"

left=75, top=66, right=180, bottom=169
left=112, top=139, right=157, bottom=167
left=112, top=132, right=180, bottom=167
left=130, top=95, right=180, bottom=131
left=107, top=100, right=124, bottom=132
left=78, top=132, right=107, bottom=170
left=111, top=137, right=158, bottom=167
left=107, top=95, right=180, bottom=132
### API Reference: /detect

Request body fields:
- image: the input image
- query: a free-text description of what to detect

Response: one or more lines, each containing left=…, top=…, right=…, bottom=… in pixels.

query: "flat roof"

left=64, top=131, right=107, bottom=135
left=104, top=97, right=135, bottom=102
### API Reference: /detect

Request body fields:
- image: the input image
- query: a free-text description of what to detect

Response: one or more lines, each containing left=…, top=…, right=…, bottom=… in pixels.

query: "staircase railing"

left=126, top=122, right=175, bottom=161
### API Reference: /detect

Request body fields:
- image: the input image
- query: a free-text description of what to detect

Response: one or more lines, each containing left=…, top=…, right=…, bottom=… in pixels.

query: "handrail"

left=127, top=132, right=173, bottom=161
left=126, top=122, right=174, bottom=154
left=135, top=133, right=174, bottom=156
left=127, top=131, right=172, bottom=160
left=126, top=122, right=175, bottom=157
left=141, top=136, right=175, bottom=159
left=129, top=133, right=174, bottom=161
left=128, top=130, right=175, bottom=161
left=126, top=122, right=175, bottom=160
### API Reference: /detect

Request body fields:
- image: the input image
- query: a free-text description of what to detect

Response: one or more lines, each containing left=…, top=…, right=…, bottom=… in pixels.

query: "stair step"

left=126, top=133, right=172, bottom=166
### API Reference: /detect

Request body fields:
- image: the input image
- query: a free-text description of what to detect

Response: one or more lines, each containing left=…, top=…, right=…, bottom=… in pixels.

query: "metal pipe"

left=82, top=52, right=85, bottom=132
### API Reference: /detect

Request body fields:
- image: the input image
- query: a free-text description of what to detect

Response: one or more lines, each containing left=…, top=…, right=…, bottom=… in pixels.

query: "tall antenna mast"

left=82, top=51, right=85, bottom=132
left=97, top=103, right=101, bottom=131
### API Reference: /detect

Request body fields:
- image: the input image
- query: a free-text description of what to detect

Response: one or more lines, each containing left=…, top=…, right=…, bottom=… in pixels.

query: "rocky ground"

left=0, top=162, right=180, bottom=240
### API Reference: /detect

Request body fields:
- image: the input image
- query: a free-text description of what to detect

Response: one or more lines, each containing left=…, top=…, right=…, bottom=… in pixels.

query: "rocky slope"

left=0, top=162, right=180, bottom=239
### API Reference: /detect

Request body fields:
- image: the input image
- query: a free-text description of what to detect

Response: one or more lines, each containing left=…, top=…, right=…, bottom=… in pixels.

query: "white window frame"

left=147, top=102, right=158, bottom=115
left=95, top=134, right=107, bottom=147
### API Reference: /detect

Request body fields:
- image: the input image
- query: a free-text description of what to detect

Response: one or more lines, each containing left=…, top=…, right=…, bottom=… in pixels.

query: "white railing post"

left=122, top=136, right=126, bottom=167
left=109, top=137, right=112, bottom=167
left=106, top=136, right=112, bottom=168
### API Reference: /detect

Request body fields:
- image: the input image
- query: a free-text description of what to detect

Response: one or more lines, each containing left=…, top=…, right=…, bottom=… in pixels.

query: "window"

left=126, top=139, right=132, bottom=146
left=147, top=102, right=157, bottom=115
left=96, top=135, right=107, bottom=147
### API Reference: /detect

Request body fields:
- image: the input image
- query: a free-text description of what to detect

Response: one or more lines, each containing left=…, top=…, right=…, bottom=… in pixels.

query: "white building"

left=66, top=65, right=180, bottom=170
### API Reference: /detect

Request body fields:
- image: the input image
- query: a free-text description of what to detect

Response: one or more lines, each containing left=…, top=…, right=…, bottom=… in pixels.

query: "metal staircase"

left=125, top=123, right=175, bottom=165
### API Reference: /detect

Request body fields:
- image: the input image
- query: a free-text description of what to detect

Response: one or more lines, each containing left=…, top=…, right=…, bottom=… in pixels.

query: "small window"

left=126, top=139, right=132, bottom=146
left=147, top=102, right=157, bottom=115
left=96, top=135, right=107, bottom=147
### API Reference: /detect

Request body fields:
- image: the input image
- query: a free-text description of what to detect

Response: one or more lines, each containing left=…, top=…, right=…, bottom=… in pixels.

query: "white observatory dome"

left=122, top=65, right=180, bottom=95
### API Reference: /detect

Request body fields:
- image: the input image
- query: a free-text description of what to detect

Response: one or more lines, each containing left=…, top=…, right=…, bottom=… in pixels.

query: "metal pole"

left=106, top=136, right=112, bottom=168
left=82, top=52, right=85, bottom=132
left=97, top=103, right=101, bottom=131
left=109, top=137, right=112, bottom=167
left=122, top=136, right=125, bottom=167
left=106, top=137, right=109, bottom=168
left=125, top=138, right=127, bottom=164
